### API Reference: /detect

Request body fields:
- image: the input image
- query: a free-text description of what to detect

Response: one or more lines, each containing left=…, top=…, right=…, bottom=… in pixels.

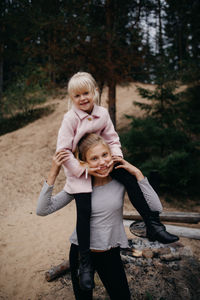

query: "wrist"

left=47, top=174, right=56, bottom=185
left=135, top=170, right=144, bottom=181
left=47, top=169, right=59, bottom=185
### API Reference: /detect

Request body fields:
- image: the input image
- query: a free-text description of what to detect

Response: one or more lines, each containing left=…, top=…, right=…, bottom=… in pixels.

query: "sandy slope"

left=0, top=83, right=199, bottom=300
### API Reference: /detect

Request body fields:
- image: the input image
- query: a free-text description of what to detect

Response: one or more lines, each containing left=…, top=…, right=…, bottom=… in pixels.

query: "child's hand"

left=86, top=160, right=114, bottom=178
left=113, top=157, right=144, bottom=181
left=51, top=150, right=70, bottom=177
left=112, top=155, right=122, bottom=160
left=88, top=166, right=101, bottom=176
left=107, top=159, right=114, bottom=168
left=52, top=150, right=70, bottom=168
left=47, top=150, right=70, bottom=185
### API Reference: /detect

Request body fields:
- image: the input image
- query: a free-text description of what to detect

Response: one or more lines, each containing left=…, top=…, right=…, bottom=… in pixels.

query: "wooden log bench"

left=123, top=211, right=200, bottom=224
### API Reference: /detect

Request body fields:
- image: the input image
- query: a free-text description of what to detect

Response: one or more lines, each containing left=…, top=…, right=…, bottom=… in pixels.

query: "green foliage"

left=121, top=117, right=190, bottom=162
left=179, top=84, right=200, bottom=135
left=164, top=0, right=200, bottom=71
left=121, top=99, right=200, bottom=198
left=0, top=65, right=54, bottom=135
left=2, top=69, right=47, bottom=117
left=121, top=31, right=200, bottom=197
left=0, top=106, right=54, bottom=136
left=144, top=291, right=153, bottom=300
left=135, top=81, right=181, bottom=127
left=159, top=151, right=198, bottom=193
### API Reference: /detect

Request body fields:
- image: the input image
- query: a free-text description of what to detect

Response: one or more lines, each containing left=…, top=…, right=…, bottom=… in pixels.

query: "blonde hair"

left=67, top=72, right=100, bottom=105
left=76, top=133, right=110, bottom=162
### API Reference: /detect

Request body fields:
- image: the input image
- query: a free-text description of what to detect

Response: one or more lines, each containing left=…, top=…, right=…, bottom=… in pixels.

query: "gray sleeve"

left=36, top=181, right=74, bottom=216
left=138, top=177, right=163, bottom=213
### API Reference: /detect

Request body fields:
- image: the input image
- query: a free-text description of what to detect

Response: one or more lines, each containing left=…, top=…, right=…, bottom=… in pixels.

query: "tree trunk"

left=0, top=57, right=3, bottom=100
left=108, top=80, right=116, bottom=127
left=105, top=0, right=116, bottom=128
left=157, top=0, right=163, bottom=57
left=0, top=45, right=3, bottom=117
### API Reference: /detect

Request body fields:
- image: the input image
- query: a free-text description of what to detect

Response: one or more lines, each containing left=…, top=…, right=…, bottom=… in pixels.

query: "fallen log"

left=123, top=211, right=200, bottom=224
left=124, top=220, right=200, bottom=240
left=165, top=224, right=200, bottom=240
left=45, top=260, right=70, bottom=282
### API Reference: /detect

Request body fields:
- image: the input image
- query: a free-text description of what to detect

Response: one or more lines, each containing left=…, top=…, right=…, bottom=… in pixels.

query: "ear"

left=94, top=87, right=100, bottom=95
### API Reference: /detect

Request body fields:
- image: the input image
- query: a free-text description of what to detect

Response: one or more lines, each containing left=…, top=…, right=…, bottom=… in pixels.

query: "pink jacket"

left=56, top=104, right=123, bottom=193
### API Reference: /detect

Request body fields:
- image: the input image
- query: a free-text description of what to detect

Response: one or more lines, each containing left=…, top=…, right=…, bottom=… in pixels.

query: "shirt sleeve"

left=36, top=181, right=74, bottom=216
left=101, top=110, right=123, bottom=157
left=56, top=112, right=86, bottom=177
left=138, top=177, right=163, bottom=213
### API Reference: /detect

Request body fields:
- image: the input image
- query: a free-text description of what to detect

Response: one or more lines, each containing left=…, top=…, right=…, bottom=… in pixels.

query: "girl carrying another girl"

left=37, top=134, right=177, bottom=300
left=56, top=72, right=179, bottom=291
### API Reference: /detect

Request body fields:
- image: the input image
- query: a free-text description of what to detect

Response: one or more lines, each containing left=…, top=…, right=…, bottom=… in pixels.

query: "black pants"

left=69, top=243, right=131, bottom=300
left=74, top=168, right=152, bottom=253
left=74, top=193, right=92, bottom=252
left=110, top=167, right=151, bottom=219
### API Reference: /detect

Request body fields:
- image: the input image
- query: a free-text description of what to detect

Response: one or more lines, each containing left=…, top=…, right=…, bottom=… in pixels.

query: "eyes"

left=103, top=152, right=108, bottom=158
left=90, top=152, right=109, bottom=161
left=74, top=91, right=89, bottom=98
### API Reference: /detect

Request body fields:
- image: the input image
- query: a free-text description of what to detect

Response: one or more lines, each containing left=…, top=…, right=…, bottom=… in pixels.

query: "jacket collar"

left=72, top=104, right=101, bottom=120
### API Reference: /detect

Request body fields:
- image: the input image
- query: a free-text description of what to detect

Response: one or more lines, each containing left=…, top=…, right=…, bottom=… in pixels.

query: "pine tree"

left=121, top=0, right=200, bottom=197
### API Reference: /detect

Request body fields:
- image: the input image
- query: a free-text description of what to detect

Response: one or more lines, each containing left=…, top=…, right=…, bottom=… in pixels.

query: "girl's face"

left=70, top=87, right=94, bottom=114
left=85, top=143, right=113, bottom=178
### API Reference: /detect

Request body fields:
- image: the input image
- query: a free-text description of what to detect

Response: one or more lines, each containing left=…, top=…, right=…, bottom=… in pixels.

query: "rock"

left=160, top=252, right=181, bottom=262
left=132, top=249, right=143, bottom=257
left=179, top=246, right=193, bottom=257
left=142, top=249, right=154, bottom=259
left=169, top=241, right=184, bottom=249
left=171, top=263, right=180, bottom=271
left=154, top=247, right=171, bottom=257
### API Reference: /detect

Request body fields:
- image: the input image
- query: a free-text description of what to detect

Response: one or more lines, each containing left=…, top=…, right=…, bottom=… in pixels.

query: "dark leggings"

left=74, top=168, right=152, bottom=253
left=69, top=243, right=131, bottom=300
left=74, top=193, right=92, bottom=252
left=110, top=167, right=151, bottom=219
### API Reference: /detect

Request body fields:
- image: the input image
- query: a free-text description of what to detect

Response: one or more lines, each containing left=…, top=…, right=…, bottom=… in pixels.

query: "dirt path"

left=0, top=83, right=199, bottom=300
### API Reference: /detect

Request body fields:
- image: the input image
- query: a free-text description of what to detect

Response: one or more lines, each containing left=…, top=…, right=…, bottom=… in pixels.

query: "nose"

left=99, top=157, right=106, bottom=166
left=80, top=94, right=85, bottom=101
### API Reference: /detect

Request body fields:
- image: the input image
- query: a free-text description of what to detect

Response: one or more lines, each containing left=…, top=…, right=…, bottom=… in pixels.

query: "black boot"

left=144, top=211, right=179, bottom=244
left=79, top=249, right=95, bottom=291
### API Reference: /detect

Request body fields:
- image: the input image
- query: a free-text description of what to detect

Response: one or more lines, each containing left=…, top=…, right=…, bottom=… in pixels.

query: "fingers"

left=88, top=161, right=113, bottom=174
left=107, top=159, right=114, bottom=167
left=53, top=150, right=70, bottom=166
left=112, top=156, right=120, bottom=160
left=89, top=164, right=114, bottom=178
left=114, top=164, right=125, bottom=170
left=113, top=157, right=125, bottom=168
left=88, top=166, right=101, bottom=173
left=112, top=156, right=124, bottom=164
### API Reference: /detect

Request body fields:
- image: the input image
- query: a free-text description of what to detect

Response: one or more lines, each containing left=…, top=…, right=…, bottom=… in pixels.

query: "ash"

left=128, top=237, right=172, bottom=249
left=120, top=238, right=200, bottom=300
left=59, top=238, right=200, bottom=300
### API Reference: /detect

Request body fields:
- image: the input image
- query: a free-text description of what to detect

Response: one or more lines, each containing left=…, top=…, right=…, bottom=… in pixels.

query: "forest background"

left=0, top=0, right=199, bottom=199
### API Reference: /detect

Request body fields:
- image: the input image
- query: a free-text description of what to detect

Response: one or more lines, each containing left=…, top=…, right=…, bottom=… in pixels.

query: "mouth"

left=97, top=166, right=109, bottom=174
left=80, top=101, right=89, bottom=106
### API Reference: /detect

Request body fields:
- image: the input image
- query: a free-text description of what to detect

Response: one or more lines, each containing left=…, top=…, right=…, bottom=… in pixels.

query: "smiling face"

left=70, top=87, right=94, bottom=114
left=85, top=143, right=113, bottom=178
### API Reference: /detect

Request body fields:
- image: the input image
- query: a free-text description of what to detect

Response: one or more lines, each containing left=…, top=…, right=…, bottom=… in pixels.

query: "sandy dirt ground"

left=0, top=83, right=199, bottom=300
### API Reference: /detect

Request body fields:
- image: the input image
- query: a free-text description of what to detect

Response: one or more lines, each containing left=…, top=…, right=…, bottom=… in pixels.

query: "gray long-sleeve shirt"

left=36, top=177, right=162, bottom=250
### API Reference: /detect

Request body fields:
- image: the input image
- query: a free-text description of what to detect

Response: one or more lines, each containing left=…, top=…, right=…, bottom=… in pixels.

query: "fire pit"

left=119, top=235, right=200, bottom=300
